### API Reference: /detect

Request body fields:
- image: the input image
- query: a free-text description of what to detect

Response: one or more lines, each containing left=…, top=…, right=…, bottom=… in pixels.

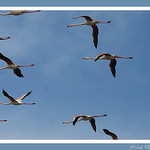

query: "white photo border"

left=0, top=6, right=149, bottom=144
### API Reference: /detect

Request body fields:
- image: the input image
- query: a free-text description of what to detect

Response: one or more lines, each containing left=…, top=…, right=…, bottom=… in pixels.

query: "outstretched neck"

left=63, top=121, right=73, bottom=124
left=0, top=13, right=10, bottom=15
left=0, top=102, right=10, bottom=105
left=83, top=57, right=95, bottom=60
left=0, top=66, right=7, bottom=70
left=67, top=23, right=86, bottom=28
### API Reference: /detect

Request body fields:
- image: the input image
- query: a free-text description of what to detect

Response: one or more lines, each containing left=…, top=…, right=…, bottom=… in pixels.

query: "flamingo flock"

left=0, top=11, right=135, bottom=140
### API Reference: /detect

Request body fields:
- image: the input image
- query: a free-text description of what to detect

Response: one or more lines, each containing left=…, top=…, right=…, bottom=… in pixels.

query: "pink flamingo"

left=67, top=16, right=111, bottom=48
left=83, top=53, right=133, bottom=78
left=0, top=37, right=10, bottom=40
left=103, top=129, right=118, bottom=140
left=63, top=114, right=107, bottom=132
left=0, top=90, right=35, bottom=105
left=0, top=53, right=35, bottom=77
left=0, top=10, right=41, bottom=16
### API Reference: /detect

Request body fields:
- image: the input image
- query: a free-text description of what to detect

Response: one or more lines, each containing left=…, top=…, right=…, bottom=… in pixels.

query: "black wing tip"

left=2, top=89, right=6, bottom=94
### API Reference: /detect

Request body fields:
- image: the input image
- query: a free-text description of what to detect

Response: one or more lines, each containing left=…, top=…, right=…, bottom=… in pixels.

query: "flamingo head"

left=67, top=24, right=73, bottom=28
left=83, top=57, right=89, bottom=60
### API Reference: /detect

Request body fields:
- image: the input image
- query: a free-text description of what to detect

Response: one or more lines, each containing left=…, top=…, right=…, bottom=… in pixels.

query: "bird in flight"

left=0, top=53, right=35, bottom=77
left=83, top=53, right=133, bottom=78
left=0, top=89, right=35, bottom=105
left=63, top=114, right=107, bottom=132
left=67, top=16, right=111, bottom=48
left=103, top=129, right=118, bottom=140
left=0, top=10, right=41, bottom=16
left=0, top=37, right=10, bottom=40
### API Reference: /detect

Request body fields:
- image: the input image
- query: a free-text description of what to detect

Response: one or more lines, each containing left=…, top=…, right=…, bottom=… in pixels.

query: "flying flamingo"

left=0, top=53, right=35, bottom=77
left=83, top=53, right=133, bottom=78
left=103, top=129, right=118, bottom=140
left=0, top=89, right=35, bottom=105
left=67, top=16, right=111, bottom=48
left=63, top=114, right=107, bottom=132
left=0, top=10, right=41, bottom=16
left=0, top=37, right=10, bottom=40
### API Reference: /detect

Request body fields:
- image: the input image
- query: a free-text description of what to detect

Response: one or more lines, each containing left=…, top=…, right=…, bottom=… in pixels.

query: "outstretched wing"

left=109, top=59, right=117, bottom=78
left=73, top=16, right=93, bottom=21
left=103, top=129, right=118, bottom=140
left=2, top=89, right=16, bottom=102
left=89, top=118, right=96, bottom=132
left=13, top=68, right=24, bottom=77
left=95, top=53, right=111, bottom=61
left=92, top=25, right=99, bottom=48
left=16, top=91, right=32, bottom=102
left=0, top=53, right=14, bottom=65
left=72, top=115, right=82, bottom=125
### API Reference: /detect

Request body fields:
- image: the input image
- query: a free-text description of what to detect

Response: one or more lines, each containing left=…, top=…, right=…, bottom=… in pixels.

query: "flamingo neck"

left=67, top=22, right=86, bottom=28
left=83, top=57, right=95, bottom=60
left=0, top=13, right=10, bottom=15
left=0, top=102, right=10, bottom=105
left=63, top=121, right=73, bottom=124
left=0, top=66, right=7, bottom=70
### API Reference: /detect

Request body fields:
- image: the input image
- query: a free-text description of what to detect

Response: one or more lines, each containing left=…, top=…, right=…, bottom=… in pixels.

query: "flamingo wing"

left=103, top=129, right=118, bottom=140
left=13, top=68, right=24, bottom=77
left=0, top=53, right=14, bottom=65
left=109, top=59, right=117, bottom=78
left=74, top=16, right=93, bottom=21
left=16, top=91, right=32, bottom=102
left=72, top=115, right=81, bottom=125
left=92, top=25, right=99, bottom=48
left=95, top=53, right=111, bottom=61
left=89, top=118, right=96, bottom=132
left=2, top=89, right=16, bottom=102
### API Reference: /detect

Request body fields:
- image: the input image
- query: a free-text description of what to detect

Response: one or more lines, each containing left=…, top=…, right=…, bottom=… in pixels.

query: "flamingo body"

left=83, top=53, right=133, bottom=78
left=0, top=53, right=34, bottom=77
left=67, top=16, right=111, bottom=48
left=0, top=89, right=35, bottom=105
left=63, top=114, right=107, bottom=132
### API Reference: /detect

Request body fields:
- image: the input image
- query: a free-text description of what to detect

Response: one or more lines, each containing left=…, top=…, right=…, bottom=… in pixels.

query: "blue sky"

left=0, top=10, right=149, bottom=141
